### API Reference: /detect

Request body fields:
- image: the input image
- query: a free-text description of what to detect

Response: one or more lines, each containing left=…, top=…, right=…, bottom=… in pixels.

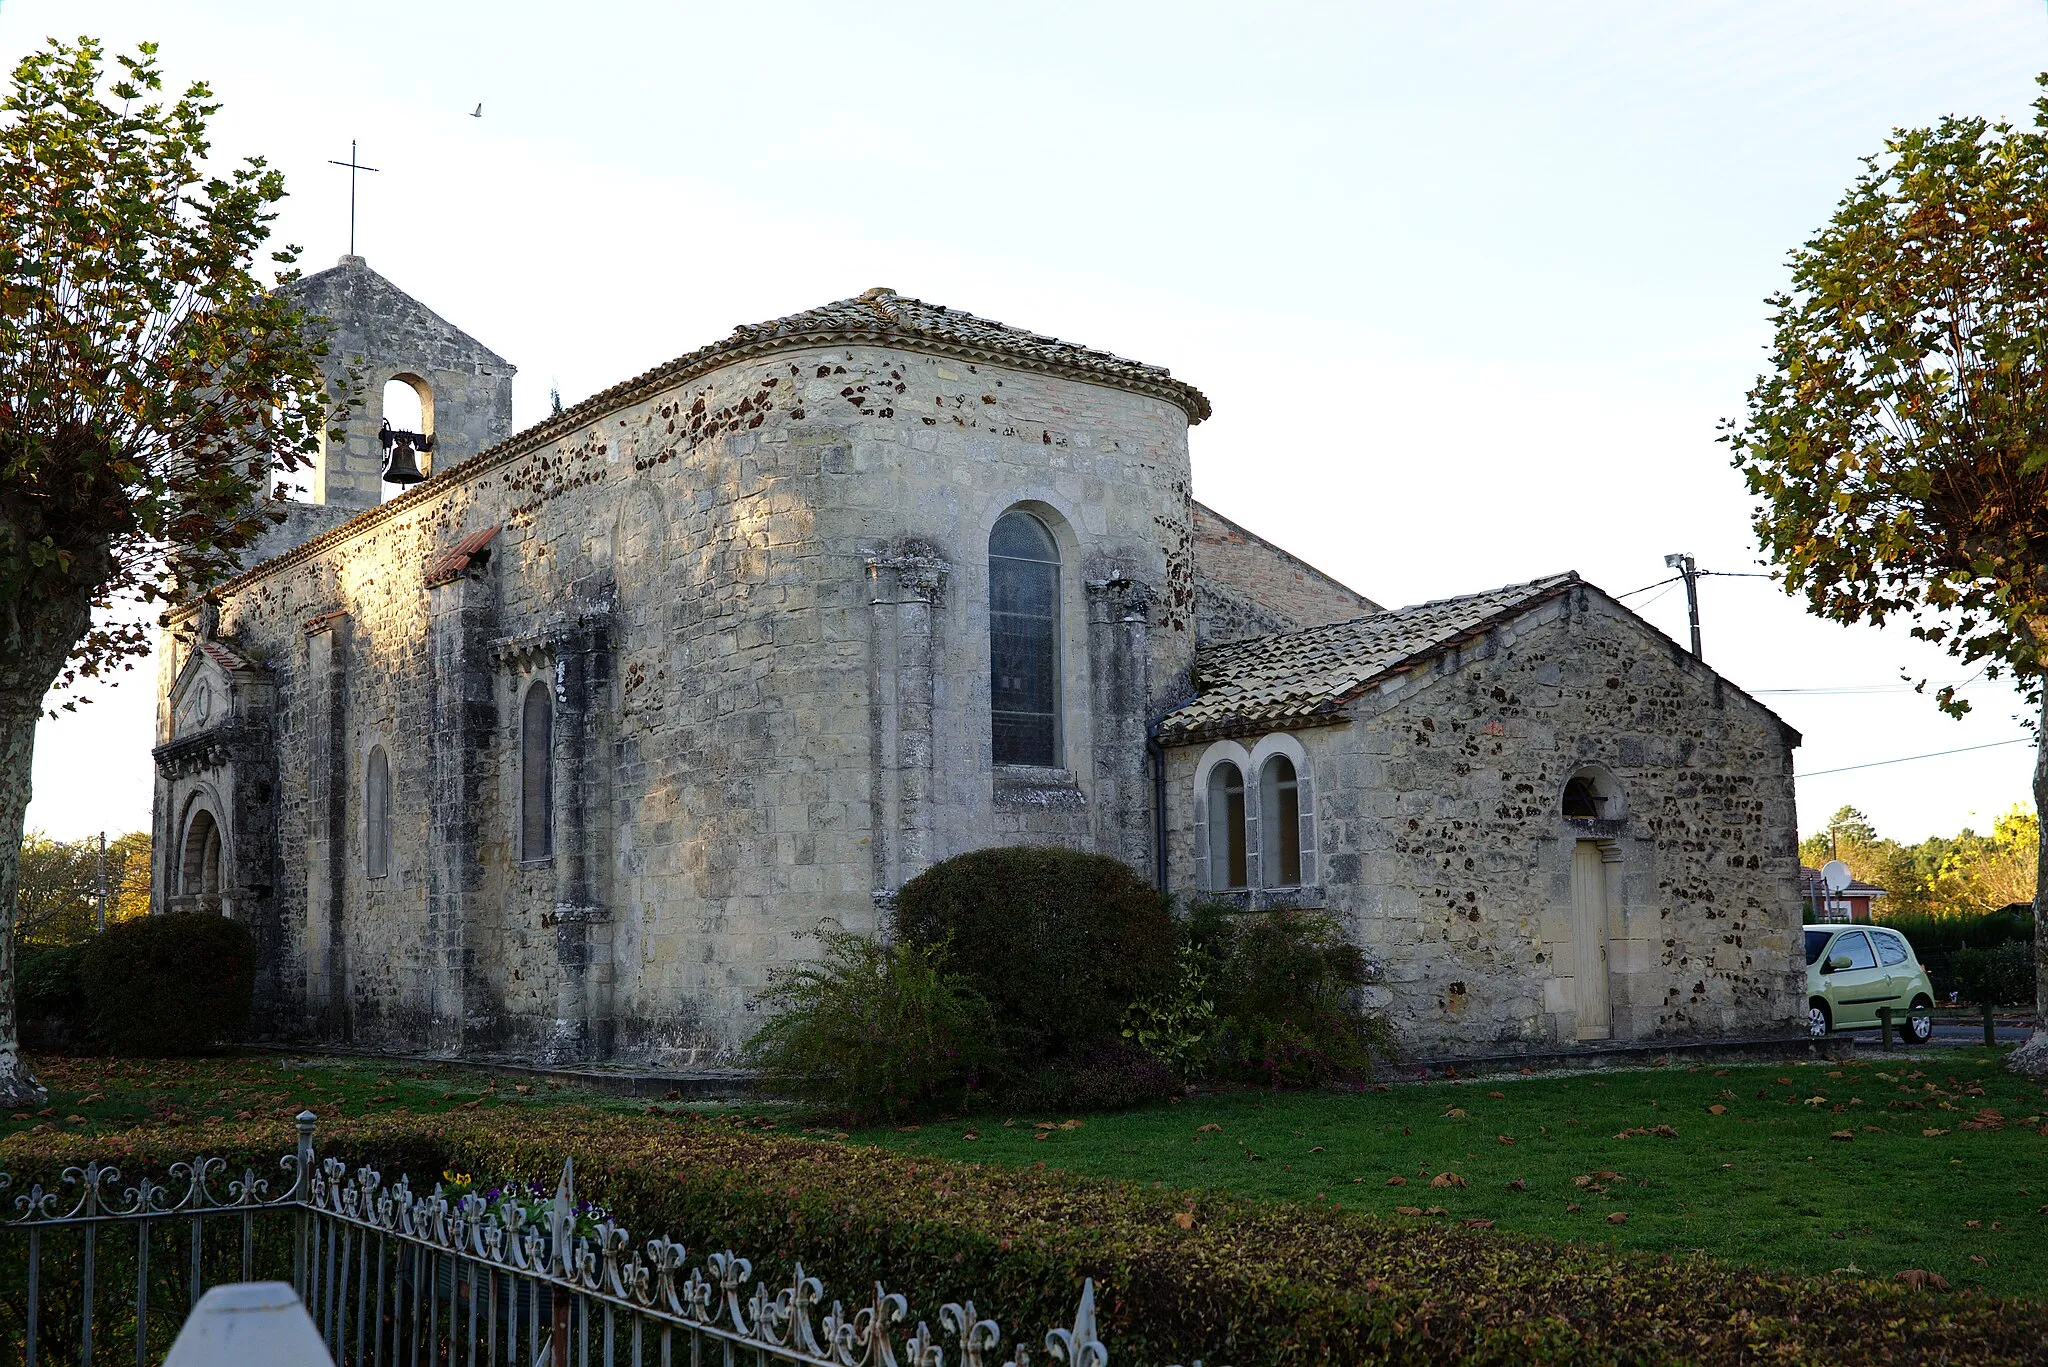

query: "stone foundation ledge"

left=1389, top=1032, right=1845, bottom=1082
left=251, top=1042, right=756, bottom=1100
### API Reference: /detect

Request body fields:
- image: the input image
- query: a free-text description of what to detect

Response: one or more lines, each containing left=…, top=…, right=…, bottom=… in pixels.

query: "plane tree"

left=0, top=38, right=325, bottom=1103
left=1724, top=82, right=2048, bottom=1071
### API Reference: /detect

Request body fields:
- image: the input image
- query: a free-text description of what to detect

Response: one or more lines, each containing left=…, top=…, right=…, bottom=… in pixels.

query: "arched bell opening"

left=380, top=374, right=435, bottom=498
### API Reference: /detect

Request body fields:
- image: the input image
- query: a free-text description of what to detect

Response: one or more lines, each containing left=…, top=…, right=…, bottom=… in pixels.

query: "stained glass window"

left=521, top=680, right=554, bottom=862
left=990, top=511, right=1060, bottom=766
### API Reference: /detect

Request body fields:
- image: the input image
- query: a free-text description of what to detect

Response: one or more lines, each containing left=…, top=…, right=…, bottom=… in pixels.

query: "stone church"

left=150, top=257, right=1806, bottom=1068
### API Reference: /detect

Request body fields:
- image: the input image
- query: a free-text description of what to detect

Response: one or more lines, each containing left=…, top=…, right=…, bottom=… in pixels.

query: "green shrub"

left=1124, top=905, right=1386, bottom=1085
left=14, top=944, right=90, bottom=1052
left=743, top=931, right=994, bottom=1123
left=79, top=913, right=254, bottom=1055
left=894, top=846, right=1175, bottom=1069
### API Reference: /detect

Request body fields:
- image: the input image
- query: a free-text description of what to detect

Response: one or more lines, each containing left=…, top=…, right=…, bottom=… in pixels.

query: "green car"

left=1805, top=924, right=1935, bottom=1043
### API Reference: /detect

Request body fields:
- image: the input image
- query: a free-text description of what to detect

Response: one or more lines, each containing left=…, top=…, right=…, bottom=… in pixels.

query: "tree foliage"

left=1800, top=803, right=2037, bottom=920
left=0, top=36, right=327, bottom=1105
left=1723, top=85, right=2048, bottom=710
left=12, top=830, right=150, bottom=949
left=0, top=36, right=325, bottom=694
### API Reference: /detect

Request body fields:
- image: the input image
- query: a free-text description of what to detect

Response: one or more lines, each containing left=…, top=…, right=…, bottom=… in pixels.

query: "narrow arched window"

left=989, top=510, right=1060, bottom=767
left=365, top=745, right=392, bottom=879
left=1208, top=761, right=1248, bottom=890
left=1260, top=754, right=1302, bottom=887
left=520, top=680, right=554, bottom=862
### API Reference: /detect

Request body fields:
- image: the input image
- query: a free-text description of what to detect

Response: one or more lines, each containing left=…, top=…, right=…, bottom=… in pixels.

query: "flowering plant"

left=439, top=1169, right=612, bottom=1240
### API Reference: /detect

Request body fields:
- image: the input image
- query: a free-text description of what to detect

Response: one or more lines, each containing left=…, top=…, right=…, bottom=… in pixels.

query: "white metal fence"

left=4, top=1111, right=1205, bottom=1367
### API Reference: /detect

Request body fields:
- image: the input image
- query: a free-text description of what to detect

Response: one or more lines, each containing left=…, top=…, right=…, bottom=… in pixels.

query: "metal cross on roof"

left=327, top=139, right=380, bottom=257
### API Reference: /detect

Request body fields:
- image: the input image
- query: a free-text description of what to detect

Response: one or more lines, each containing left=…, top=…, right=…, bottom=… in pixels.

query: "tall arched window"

left=1260, top=754, right=1303, bottom=887
left=989, top=510, right=1060, bottom=767
left=520, top=680, right=554, bottom=862
left=1208, top=761, right=1248, bottom=890
left=365, top=745, right=392, bottom=879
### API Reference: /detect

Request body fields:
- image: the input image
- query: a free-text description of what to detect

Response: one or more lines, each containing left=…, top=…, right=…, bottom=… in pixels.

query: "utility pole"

left=1664, top=552, right=1702, bottom=660
left=94, top=830, right=107, bottom=934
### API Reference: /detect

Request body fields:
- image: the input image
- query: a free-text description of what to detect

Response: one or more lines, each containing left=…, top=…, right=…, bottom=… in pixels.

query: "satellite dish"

left=1821, top=860, right=1853, bottom=894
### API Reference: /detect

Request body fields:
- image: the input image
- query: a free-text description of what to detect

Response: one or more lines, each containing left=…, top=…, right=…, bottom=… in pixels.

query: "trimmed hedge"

left=895, top=846, right=1175, bottom=1067
left=8, top=1112, right=2045, bottom=1365
left=14, top=944, right=89, bottom=1052
left=80, top=913, right=254, bottom=1055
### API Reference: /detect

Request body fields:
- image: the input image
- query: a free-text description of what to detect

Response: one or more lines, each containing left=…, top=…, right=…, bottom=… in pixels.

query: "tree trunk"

left=2007, top=691, right=2048, bottom=1075
left=0, top=568, right=100, bottom=1109
left=0, top=699, right=49, bottom=1107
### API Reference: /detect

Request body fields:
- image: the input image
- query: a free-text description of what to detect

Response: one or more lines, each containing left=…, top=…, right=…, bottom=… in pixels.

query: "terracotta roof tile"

left=1159, top=573, right=1580, bottom=742
left=196, top=639, right=259, bottom=673
left=424, top=525, right=502, bottom=588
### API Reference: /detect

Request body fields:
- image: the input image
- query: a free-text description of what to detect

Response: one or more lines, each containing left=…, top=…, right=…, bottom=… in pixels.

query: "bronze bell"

left=378, top=418, right=433, bottom=485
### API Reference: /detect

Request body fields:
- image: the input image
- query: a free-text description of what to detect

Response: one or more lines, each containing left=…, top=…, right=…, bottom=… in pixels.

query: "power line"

left=1795, top=737, right=2031, bottom=779
left=1615, top=574, right=1681, bottom=600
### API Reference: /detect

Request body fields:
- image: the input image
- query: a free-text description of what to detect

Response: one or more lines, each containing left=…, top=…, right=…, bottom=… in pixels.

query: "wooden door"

left=1571, top=840, right=1611, bottom=1040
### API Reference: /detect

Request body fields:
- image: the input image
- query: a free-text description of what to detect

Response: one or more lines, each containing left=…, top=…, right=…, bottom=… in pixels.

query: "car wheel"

left=1808, top=1001, right=1831, bottom=1038
left=1900, top=997, right=1934, bottom=1045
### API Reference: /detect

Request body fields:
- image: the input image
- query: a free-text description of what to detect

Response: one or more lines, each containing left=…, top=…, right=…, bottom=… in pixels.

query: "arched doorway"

left=180, top=807, right=224, bottom=912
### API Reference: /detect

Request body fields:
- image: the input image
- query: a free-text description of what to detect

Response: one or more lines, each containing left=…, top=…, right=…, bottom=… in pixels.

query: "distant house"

left=1799, top=865, right=1887, bottom=923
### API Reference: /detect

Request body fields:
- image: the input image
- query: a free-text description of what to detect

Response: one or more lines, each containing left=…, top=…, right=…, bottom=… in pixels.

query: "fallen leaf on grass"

left=1895, top=1269, right=1950, bottom=1291
left=962, top=1130, right=978, bottom=1141
left=1196, top=1123, right=1222, bottom=1133
left=1032, top=1132, right=1049, bottom=1142
left=1566, top=1202, right=1582, bottom=1212
left=1923, top=1128, right=1950, bottom=1137
left=1497, top=1135, right=1515, bottom=1145
left=1486, top=1091, right=1505, bottom=1099
left=1394, top=1205, right=1423, bottom=1216
left=1172, top=1210, right=1196, bottom=1230
left=1445, top=1107, right=1467, bottom=1119
left=1964, top=1220, right=1981, bottom=1229
left=1707, top=1105, right=1727, bottom=1115
left=1830, top=1130, right=1854, bottom=1141
left=1970, top=1255, right=1989, bottom=1267
left=1507, top=1178, right=1526, bottom=1191
left=1424, top=1205, right=1448, bottom=1215
left=1385, top=1176, right=1408, bottom=1186
left=514, top=1084, right=532, bottom=1094
left=1463, top=1218, right=1495, bottom=1229
left=1430, top=1172, right=1467, bottom=1188
left=1308, top=1146, right=1325, bottom=1153
left=1606, top=1212, right=1629, bottom=1225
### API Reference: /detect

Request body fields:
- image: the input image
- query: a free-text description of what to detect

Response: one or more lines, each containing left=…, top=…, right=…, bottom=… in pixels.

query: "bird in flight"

left=470, top=103, right=483, bottom=118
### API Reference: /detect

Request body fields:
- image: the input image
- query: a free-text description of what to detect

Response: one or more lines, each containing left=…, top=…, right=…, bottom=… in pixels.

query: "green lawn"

left=12, top=1049, right=2048, bottom=1300
left=854, top=1047, right=2048, bottom=1298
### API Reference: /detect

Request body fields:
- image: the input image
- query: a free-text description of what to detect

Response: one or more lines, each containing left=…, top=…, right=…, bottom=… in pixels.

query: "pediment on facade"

left=169, top=639, right=267, bottom=741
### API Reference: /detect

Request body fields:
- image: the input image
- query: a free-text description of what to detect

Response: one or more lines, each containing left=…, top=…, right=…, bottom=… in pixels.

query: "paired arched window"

left=1207, top=761, right=1249, bottom=890
left=520, top=680, right=554, bottom=862
left=365, top=745, right=392, bottom=879
left=1261, top=754, right=1303, bottom=887
left=1198, top=738, right=1314, bottom=892
left=989, top=510, right=1061, bottom=767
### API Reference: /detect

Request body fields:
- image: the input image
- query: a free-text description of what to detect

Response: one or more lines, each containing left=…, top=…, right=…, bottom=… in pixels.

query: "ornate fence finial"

left=552, top=1157, right=576, bottom=1276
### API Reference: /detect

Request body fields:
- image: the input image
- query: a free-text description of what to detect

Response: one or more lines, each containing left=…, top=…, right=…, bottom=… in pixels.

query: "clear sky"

left=6, top=1, right=2046, bottom=847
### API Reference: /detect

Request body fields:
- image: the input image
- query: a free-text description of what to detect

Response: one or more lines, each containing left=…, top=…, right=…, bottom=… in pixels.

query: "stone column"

left=866, top=542, right=948, bottom=900
left=546, top=608, right=616, bottom=1062
left=1086, top=574, right=1156, bottom=878
left=426, top=569, right=496, bottom=1055
left=302, top=615, right=351, bottom=1041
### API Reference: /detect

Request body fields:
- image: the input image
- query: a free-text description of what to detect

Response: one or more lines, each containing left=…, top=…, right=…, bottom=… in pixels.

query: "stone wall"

left=1190, top=501, right=1378, bottom=646
left=1164, top=585, right=1804, bottom=1058
left=155, top=343, right=1194, bottom=1067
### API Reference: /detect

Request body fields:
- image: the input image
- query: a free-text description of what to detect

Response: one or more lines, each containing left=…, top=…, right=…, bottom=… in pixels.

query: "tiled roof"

left=1159, top=572, right=1580, bottom=741
left=424, top=525, right=502, bottom=588
left=1799, top=865, right=1888, bottom=898
left=196, top=639, right=260, bottom=673
left=170, top=289, right=1208, bottom=618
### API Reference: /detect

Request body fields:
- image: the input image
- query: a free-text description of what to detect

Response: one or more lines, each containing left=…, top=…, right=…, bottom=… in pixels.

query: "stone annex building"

left=149, top=257, right=1807, bottom=1068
